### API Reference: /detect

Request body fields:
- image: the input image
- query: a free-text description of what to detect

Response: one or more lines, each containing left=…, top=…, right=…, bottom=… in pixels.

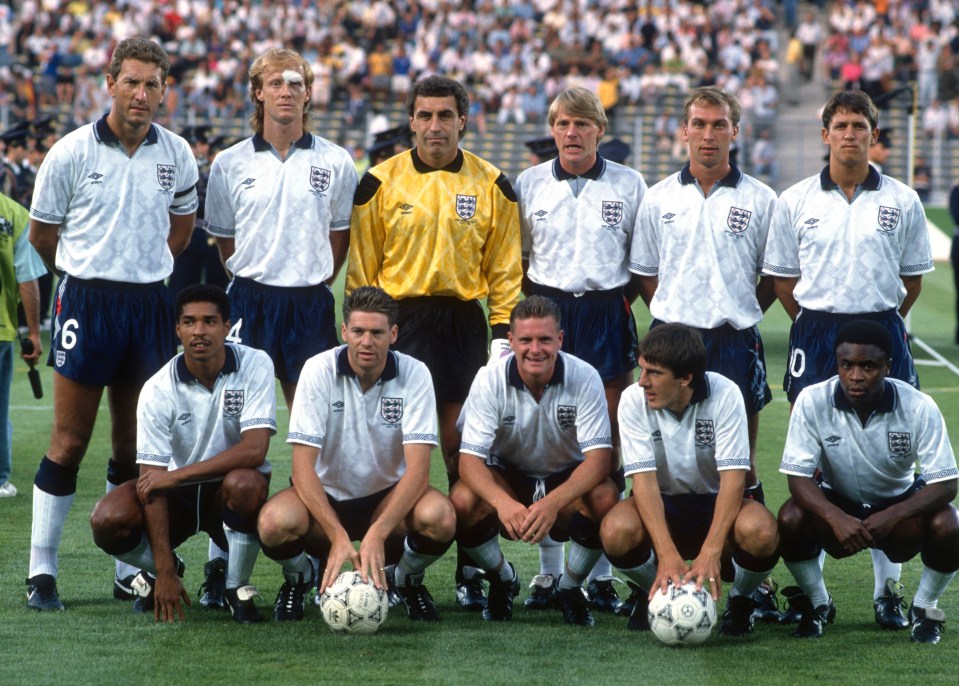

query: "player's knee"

left=927, top=504, right=959, bottom=546
left=584, top=479, right=619, bottom=519
left=415, top=492, right=456, bottom=543
left=600, top=506, right=640, bottom=556
left=89, top=488, right=140, bottom=550
left=449, top=481, right=486, bottom=529
left=257, top=499, right=298, bottom=547
left=736, top=507, right=780, bottom=558
left=776, top=497, right=806, bottom=537
left=222, top=469, right=269, bottom=513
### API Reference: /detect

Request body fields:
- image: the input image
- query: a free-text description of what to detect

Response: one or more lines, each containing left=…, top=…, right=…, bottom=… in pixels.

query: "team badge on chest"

left=695, top=419, right=714, bottom=448
left=726, top=207, right=751, bottom=233
left=381, top=397, right=403, bottom=424
left=557, top=405, right=577, bottom=430
left=602, top=201, right=624, bottom=226
left=456, top=194, right=476, bottom=219
left=223, top=390, right=244, bottom=417
left=878, top=206, right=900, bottom=232
left=156, top=164, right=175, bottom=190
left=311, top=166, right=331, bottom=192
left=887, top=431, right=911, bottom=457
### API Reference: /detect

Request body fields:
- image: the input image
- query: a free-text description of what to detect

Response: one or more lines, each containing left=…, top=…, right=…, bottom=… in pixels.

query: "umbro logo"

left=804, top=218, right=820, bottom=226
left=177, top=412, right=192, bottom=424
left=400, top=203, right=413, bottom=211
left=88, top=173, right=103, bottom=180
left=825, top=435, right=841, bottom=445
left=534, top=210, right=547, bottom=218
left=662, top=213, right=675, bottom=221
left=332, top=401, right=344, bottom=409
left=241, top=178, right=255, bottom=186
left=503, top=415, right=515, bottom=426
left=651, top=430, right=662, bottom=441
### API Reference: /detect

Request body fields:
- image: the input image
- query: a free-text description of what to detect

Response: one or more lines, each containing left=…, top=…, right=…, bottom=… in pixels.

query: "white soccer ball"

left=647, top=581, right=717, bottom=647
left=319, top=570, right=389, bottom=634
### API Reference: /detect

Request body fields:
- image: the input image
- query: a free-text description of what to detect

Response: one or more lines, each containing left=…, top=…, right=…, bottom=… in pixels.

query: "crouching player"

left=778, top=320, right=959, bottom=643
left=450, top=296, right=619, bottom=626
left=257, top=286, right=455, bottom=622
left=90, top=285, right=275, bottom=623
left=600, top=324, right=780, bottom=635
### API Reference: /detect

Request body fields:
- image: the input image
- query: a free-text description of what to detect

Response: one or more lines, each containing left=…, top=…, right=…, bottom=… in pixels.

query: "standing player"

left=27, top=37, right=198, bottom=611
left=514, top=87, right=645, bottom=613
left=206, top=48, right=357, bottom=411
left=777, top=321, right=959, bottom=643
left=763, top=90, right=932, bottom=627
left=600, top=324, right=780, bottom=636
left=257, top=287, right=455, bottom=622
left=89, top=285, right=275, bottom=624
left=451, top=296, right=618, bottom=626
left=347, top=75, right=521, bottom=609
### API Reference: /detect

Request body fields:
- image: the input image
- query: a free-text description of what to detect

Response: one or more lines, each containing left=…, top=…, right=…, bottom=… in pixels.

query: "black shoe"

left=523, top=574, right=557, bottom=610
left=555, top=585, right=595, bottom=627
left=743, top=481, right=766, bottom=505
left=131, top=555, right=187, bottom=614
left=627, top=588, right=650, bottom=631
left=198, top=558, right=228, bottom=610
left=26, top=574, right=65, bottom=612
left=617, top=582, right=642, bottom=617
left=455, top=575, right=487, bottom=611
left=782, top=587, right=836, bottom=638
left=394, top=571, right=441, bottom=622
left=586, top=578, right=623, bottom=614
left=225, top=585, right=265, bottom=624
left=483, top=563, right=519, bottom=622
left=114, top=574, right=136, bottom=601
left=910, top=605, right=946, bottom=644
left=874, top=578, right=909, bottom=630
left=720, top=593, right=758, bottom=637
left=273, top=567, right=314, bottom=622
left=749, top=578, right=784, bottom=623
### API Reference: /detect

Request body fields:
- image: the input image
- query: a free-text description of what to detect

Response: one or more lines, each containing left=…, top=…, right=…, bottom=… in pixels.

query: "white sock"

left=279, top=552, right=313, bottom=584
left=587, top=554, right=615, bottom=582
left=29, top=487, right=74, bottom=578
left=616, top=552, right=657, bottom=591
left=115, top=533, right=157, bottom=574
left=104, top=479, right=141, bottom=580
left=209, top=538, right=229, bottom=563
left=223, top=523, right=260, bottom=589
left=913, top=566, right=956, bottom=610
left=463, top=537, right=511, bottom=580
left=538, top=535, right=565, bottom=578
left=870, top=549, right=902, bottom=600
left=785, top=557, right=830, bottom=607
left=559, top=541, right=601, bottom=589
left=730, top=559, right=774, bottom=598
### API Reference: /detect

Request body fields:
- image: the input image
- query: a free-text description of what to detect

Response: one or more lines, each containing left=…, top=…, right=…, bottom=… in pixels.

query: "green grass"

left=3, top=264, right=959, bottom=685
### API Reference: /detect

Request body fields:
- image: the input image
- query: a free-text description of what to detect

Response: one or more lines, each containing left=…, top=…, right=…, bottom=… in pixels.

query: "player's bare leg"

left=107, top=380, right=146, bottom=597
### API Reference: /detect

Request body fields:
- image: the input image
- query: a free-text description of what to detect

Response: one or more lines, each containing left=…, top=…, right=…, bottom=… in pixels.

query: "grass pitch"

left=2, top=254, right=958, bottom=685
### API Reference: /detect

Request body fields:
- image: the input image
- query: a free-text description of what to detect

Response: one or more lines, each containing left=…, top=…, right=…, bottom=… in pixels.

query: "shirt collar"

left=335, top=345, right=399, bottom=382
left=553, top=155, right=605, bottom=181
left=819, top=164, right=882, bottom=191
left=175, top=344, right=239, bottom=384
left=94, top=115, right=158, bottom=146
left=251, top=131, right=313, bottom=152
left=507, top=352, right=566, bottom=390
left=678, top=163, right=742, bottom=188
left=832, top=378, right=896, bottom=414
left=410, top=147, right=464, bottom=173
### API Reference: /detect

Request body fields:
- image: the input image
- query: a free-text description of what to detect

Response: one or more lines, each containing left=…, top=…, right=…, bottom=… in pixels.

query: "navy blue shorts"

left=49, top=276, right=176, bottom=386
left=652, top=320, right=771, bottom=415
left=530, top=283, right=638, bottom=381
left=166, top=481, right=228, bottom=551
left=784, top=308, right=918, bottom=403
left=493, top=462, right=579, bottom=541
left=822, top=478, right=924, bottom=522
left=661, top=492, right=719, bottom=560
left=394, top=296, right=487, bottom=404
left=328, top=485, right=396, bottom=542
left=227, top=276, right=338, bottom=383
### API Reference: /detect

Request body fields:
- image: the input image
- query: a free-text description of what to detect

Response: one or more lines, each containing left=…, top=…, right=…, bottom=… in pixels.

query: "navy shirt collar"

left=251, top=131, right=313, bottom=152
left=832, top=379, right=896, bottom=414
left=507, top=353, right=566, bottom=390
left=94, top=115, right=159, bottom=146
left=410, top=147, right=464, bottom=173
left=679, top=163, right=742, bottom=188
left=176, top=344, right=240, bottom=384
left=336, top=346, right=399, bottom=382
left=553, top=155, right=605, bottom=181
left=819, top=164, right=882, bottom=191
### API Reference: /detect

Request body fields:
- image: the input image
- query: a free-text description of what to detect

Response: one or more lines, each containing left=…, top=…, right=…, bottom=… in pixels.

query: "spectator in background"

left=951, top=180, right=959, bottom=344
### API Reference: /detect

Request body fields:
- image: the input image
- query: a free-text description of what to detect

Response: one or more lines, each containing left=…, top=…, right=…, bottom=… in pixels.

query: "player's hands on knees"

left=136, top=470, right=179, bottom=504
left=650, top=553, right=687, bottom=600
left=154, top=574, right=190, bottom=623
left=520, top=499, right=560, bottom=544
left=862, top=510, right=898, bottom=542
left=830, top=513, right=875, bottom=553
left=321, top=534, right=361, bottom=593
left=685, top=553, right=722, bottom=601
left=496, top=499, right=531, bottom=542
left=358, top=532, right=388, bottom=590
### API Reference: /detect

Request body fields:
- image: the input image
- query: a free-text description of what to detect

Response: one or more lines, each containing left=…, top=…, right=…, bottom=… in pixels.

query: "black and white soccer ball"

left=647, top=581, right=717, bottom=647
left=319, top=570, right=389, bottom=634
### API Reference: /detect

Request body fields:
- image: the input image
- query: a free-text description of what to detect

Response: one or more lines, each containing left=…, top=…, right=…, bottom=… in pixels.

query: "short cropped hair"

left=547, top=87, right=608, bottom=129
left=406, top=76, right=470, bottom=138
left=510, top=296, right=562, bottom=330
left=833, top=320, right=893, bottom=361
left=822, top=89, right=878, bottom=131
left=343, top=286, right=399, bottom=327
left=175, top=284, right=230, bottom=321
left=637, top=324, right=707, bottom=383
left=682, top=86, right=742, bottom=127
left=108, top=38, right=171, bottom=82
left=248, top=48, right=314, bottom=134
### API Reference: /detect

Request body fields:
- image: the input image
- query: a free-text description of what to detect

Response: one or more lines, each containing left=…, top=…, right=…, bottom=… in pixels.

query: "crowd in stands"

left=0, top=1, right=958, bottom=153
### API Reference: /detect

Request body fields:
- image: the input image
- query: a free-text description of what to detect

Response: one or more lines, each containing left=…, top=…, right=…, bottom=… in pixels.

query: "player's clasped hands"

left=519, top=498, right=561, bottom=545
left=830, top=512, right=875, bottom=554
